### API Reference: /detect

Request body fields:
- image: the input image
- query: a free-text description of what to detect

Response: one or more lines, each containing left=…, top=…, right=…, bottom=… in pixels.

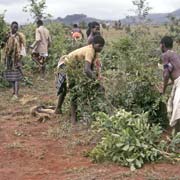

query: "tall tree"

left=23, top=0, right=51, bottom=21
left=132, top=0, right=152, bottom=22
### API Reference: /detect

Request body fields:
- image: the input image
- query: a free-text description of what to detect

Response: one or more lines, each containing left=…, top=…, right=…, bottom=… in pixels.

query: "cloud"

left=0, top=0, right=25, bottom=5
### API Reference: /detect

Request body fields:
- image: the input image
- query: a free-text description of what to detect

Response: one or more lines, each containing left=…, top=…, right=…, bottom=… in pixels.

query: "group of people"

left=0, top=20, right=51, bottom=99
left=0, top=20, right=104, bottom=124
left=0, top=20, right=180, bottom=132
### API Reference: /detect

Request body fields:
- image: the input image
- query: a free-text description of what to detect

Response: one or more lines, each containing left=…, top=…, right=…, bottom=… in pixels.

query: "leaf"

left=126, top=158, right=135, bottom=163
left=130, top=164, right=136, bottom=171
left=122, top=144, right=129, bottom=151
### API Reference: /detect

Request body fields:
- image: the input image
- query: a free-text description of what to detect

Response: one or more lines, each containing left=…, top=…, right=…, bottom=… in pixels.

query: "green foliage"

left=167, top=16, right=180, bottom=43
left=64, top=61, right=111, bottom=123
left=132, top=0, right=152, bottom=22
left=21, top=22, right=72, bottom=73
left=0, top=11, right=8, bottom=43
left=23, top=0, right=51, bottom=20
left=101, top=30, right=167, bottom=127
left=89, top=110, right=180, bottom=170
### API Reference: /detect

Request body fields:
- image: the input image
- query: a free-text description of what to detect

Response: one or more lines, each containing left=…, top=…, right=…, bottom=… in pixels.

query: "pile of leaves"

left=89, top=109, right=180, bottom=170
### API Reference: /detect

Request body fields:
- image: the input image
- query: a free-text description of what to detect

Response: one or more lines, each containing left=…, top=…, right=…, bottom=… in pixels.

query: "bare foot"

left=54, top=109, right=62, bottom=114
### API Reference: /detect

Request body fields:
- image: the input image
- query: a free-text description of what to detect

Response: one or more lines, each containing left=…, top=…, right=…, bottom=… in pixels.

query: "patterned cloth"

left=31, top=52, right=46, bottom=66
left=3, top=32, right=26, bottom=82
left=55, top=64, right=66, bottom=95
left=3, top=69, right=23, bottom=82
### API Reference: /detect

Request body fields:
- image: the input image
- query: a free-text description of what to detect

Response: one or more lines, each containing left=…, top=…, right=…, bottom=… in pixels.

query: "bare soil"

left=0, top=76, right=179, bottom=180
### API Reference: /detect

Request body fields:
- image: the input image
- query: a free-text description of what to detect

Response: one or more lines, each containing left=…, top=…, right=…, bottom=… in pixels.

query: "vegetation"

left=0, top=2, right=179, bottom=170
left=89, top=110, right=180, bottom=170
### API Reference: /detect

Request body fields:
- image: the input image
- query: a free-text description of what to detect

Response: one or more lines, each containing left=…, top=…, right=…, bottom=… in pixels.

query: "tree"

left=0, top=11, right=8, bottom=63
left=23, top=0, right=51, bottom=21
left=0, top=11, right=7, bottom=42
left=167, top=15, right=180, bottom=44
left=132, top=0, right=152, bottom=23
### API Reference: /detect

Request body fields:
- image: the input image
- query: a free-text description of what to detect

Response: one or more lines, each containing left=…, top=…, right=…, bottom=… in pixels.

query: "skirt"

left=3, top=69, right=23, bottom=82
left=55, top=64, right=66, bottom=95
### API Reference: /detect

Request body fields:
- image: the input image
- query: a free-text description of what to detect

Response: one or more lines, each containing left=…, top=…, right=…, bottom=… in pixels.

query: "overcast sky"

left=0, top=0, right=180, bottom=24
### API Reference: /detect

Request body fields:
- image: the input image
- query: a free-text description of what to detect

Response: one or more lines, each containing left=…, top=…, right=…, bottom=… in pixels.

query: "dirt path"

left=0, top=77, right=180, bottom=180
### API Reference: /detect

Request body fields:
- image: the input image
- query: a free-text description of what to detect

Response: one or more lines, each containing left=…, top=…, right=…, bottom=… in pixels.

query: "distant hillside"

left=54, top=9, right=180, bottom=25
left=54, top=14, right=103, bottom=25
left=122, top=9, right=180, bottom=24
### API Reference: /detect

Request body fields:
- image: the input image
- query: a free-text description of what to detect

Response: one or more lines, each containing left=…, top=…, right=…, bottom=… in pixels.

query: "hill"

left=54, top=14, right=102, bottom=25
left=122, top=9, right=180, bottom=24
left=54, top=9, right=180, bottom=25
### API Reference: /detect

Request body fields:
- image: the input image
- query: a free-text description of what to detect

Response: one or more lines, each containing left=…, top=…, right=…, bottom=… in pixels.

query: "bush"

left=89, top=109, right=180, bottom=170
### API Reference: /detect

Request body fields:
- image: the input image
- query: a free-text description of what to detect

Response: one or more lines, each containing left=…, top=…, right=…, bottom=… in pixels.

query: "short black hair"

left=160, top=36, right=173, bottom=48
left=37, top=19, right=43, bottom=26
left=88, top=22, right=92, bottom=28
left=73, top=24, right=78, bottom=28
left=91, top=21, right=100, bottom=29
left=11, top=21, right=18, bottom=27
left=92, top=35, right=105, bottom=46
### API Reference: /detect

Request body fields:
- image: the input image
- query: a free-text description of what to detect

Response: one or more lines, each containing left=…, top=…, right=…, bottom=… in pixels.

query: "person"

left=87, top=21, right=101, bottom=44
left=0, top=21, right=26, bottom=99
left=159, top=36, right=180, bottom=133
left=30, top=19, right=51, bottom=79
left=86, top=22, right=92, bottom=38
left=55, top=35, right=105, bottom=124
left=71, top=24, right=84, bottom=41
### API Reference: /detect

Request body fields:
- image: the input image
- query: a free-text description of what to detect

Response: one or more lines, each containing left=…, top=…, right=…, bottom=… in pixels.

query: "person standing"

left=159, top=36, right=180, bottom=133
left=30, top=19, right=51, bottom=79
left=87, top=21, right=101, bottom=44
left=1, top=21, right=26, bottom=99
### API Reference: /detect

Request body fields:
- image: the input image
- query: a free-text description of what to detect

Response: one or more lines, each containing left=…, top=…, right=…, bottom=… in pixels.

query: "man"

left=1, top=21, right=26, bottom=99
left=55, top=35, right=105, bottom=124
left=30, top=19, right=51, bottom=79
left=71, top=24, right=84, bottom=41
left=87, top=21, right=101, bottom=44
left=160, top=36, right=180, bottom=133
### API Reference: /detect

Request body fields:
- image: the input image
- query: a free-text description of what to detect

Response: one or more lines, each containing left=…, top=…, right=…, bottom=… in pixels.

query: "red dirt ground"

left=0, top=77, right=180, bottom=180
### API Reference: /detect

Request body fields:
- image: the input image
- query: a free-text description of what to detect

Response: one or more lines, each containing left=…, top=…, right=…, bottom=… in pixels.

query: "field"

left=0, top=76, right=180, bottom=180
left=0, top=26, right=180, bottom=180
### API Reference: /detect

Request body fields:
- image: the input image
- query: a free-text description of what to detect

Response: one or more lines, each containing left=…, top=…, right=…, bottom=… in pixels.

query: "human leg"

left=55, top=83, right=67, bottom=114
left=70, top=96, right=77, bottom=124
left=174, top=119, right=180, bottom=133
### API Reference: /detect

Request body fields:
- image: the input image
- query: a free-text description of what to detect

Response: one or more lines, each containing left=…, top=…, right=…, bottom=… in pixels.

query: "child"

left=1, top=21, right=26, bottom=99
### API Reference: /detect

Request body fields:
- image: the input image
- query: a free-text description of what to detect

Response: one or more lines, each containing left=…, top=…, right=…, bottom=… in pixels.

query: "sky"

left=0, top=0, right=180, bottom=24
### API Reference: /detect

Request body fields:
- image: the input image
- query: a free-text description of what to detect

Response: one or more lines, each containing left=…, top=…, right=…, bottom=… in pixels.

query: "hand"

left=155, top=83, right=164, bottom=94
left=29, top=45, right=34, bottom=49
left=97, top=76, right=104, bottom=81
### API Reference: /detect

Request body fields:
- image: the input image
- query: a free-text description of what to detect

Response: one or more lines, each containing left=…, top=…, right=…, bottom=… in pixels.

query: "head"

left=92, top=35, right=105, bottom=52
left=73, top=24, right=78, bottom=28
left=36, top=19, right=43, bottom=27
left=91, top=21, right=100, bottom=34
left=11, top=21, right=18, bottom=34
left=160, top=36, right=173, bottom=53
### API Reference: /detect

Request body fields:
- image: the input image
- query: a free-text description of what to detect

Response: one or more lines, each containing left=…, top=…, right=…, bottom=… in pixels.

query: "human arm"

left=80, top=30, right=84, bottom=39
left=84, top=61, right=96, bottom=80
left=161, top=54, right=172, bottom=94
left=30, top=29, right=41, bottom=49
